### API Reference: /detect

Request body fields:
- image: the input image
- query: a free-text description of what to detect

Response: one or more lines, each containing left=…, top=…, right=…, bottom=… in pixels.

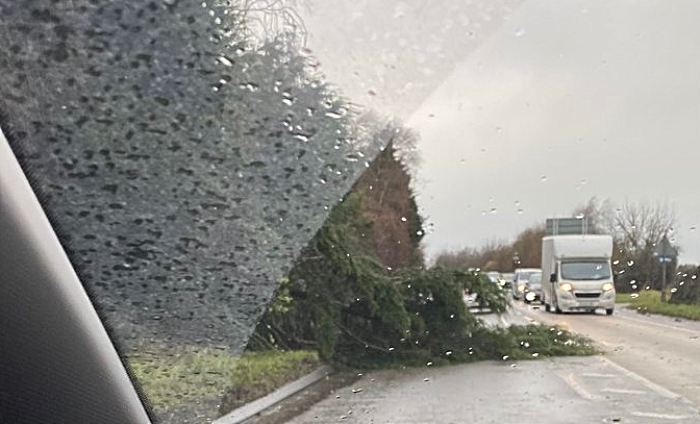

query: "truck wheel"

left=606, top=308, right=614, bottom=316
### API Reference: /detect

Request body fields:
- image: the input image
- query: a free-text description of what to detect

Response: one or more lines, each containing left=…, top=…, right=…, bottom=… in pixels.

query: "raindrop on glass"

left=217, top=56, right=234, bottom=67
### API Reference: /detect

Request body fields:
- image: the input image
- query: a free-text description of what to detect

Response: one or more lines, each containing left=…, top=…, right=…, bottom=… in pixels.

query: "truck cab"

left=541, top=234, right=615, bottom=315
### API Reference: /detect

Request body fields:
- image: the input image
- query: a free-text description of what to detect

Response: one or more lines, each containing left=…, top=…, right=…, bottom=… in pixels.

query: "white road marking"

left=631, top=412, right=692, bottom=420
left=601, top=388, right=647, bottom=395
left=599, top=357, right=684, bottom=400
left=563, top=373, right=595, bottom=400
left=582, top=373, right=618, bottom=378
left=614, top=311, right=700, bottom=335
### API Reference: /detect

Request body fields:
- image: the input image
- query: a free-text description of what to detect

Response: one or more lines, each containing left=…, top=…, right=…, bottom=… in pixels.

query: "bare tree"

left=613, top=201, right=676, bottom=253
left=611, top=200, right=677, bottom=294
left=571, top=197, right=616, bottom=234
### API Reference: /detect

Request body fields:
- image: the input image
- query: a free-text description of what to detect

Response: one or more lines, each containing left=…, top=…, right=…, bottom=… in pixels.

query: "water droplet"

left=540, top=175, right=548, bottom=182
left=282, top=98, right=293, bottom=106
left=514, top=28, right=526, bottom=37
left=691, top=226, right=697, bottom=232
left=445, top=350, right=453, bottom=356
left=517, top=209, right=524, bottom=214
left=424, top=377, right=430, bottom=382
left=613, top=260, right=620, bottom=265
left=367, top=89, right=377, bottom=96
left=416, top=230, right=423, bottom=236
left=630, top=293, right=639, bottom=299
left=352, top=388, right=363, bottom=394
left=489, top=207, right=498, bottom=214
left=217, top=56, right=234, bottom=67
left=401, top=216, right=407, bottom=222
left=532, top=353, right=539, bottom=358
left=627, top=260, right=635, bottom=266
left=495, top=126, right=503, bottom=133
left=575, top=213, right=585, bottom=220
left=388, top=347, right=395, bottom=351
left=502, top=355, right=509, bottom=361
left=426, top=361, right=433, bottom=367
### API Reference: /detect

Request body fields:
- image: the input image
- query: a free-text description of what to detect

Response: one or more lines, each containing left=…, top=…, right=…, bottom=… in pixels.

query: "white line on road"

left=601, top=388, right=647, bottom=395
left=581, top=373, right=618, bottom=378
left=600, top=357, right=684, bottom=400
left=563, top=373, right=595, bottom=400
left=631, top=412, right=693, bottom=420
left=614, top=312, right=700, bottom=336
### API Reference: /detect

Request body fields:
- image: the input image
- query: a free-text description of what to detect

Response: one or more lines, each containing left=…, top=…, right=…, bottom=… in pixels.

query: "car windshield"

left=518, top=271, right=537, bottom=281
left=561, top=262, right=612, bottom=281
left=2, top=1, right=700, bottom=424
left=528, top=273, right=542, bottom=284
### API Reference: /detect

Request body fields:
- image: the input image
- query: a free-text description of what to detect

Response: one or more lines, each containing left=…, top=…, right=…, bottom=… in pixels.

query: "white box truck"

left=541, top=234, right=616, bottom=315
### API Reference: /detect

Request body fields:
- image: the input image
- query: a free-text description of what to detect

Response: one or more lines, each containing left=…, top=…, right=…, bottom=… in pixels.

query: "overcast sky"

left=301, top=1, right=700, bottom=264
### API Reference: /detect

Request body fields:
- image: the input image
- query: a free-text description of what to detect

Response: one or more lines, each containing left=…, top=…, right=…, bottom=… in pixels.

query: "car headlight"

left=559, top=282, right=573, bottom=292
left=518, top=284, right=526, bottom=292
left=525, top=292, right=536, bottom=301
left=601, top=282, right=614, bottom=292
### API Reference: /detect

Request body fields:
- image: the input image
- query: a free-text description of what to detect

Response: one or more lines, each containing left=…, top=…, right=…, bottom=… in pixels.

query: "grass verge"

left=127, top=347, right=320, bottom=417
left=623, top=290, right=700, bottom=321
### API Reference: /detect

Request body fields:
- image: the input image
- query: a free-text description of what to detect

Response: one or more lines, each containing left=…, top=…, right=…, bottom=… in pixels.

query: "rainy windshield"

left=561, top=262, right=612, bottom=281
left=2, top=1, right=700, bottom=424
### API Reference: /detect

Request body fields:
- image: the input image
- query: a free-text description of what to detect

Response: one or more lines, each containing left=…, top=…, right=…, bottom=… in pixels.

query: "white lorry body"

left=541, top=235, right=615, bottom=315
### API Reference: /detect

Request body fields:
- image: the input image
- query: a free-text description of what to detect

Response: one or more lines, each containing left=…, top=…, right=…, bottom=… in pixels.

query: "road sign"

left=654, top=236, right=677, bottom=259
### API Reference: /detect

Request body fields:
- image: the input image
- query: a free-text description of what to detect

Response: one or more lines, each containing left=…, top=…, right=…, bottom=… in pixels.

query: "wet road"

left=281, top=302, right=700, bottom=423
left=499, top=301, right=700, bottom=407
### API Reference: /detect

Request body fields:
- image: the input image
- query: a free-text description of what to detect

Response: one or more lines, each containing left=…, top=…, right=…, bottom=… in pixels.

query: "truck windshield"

left=560, top=262, right=611, bottom=281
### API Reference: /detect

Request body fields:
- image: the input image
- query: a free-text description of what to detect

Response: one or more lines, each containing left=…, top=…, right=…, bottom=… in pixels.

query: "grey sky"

left=300, top=1, right=700, bottom=264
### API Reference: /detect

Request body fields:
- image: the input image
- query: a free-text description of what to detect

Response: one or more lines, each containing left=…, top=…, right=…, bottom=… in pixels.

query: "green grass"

left=623, top=289, right=700, bottom=321
left=127, top=347, right=319, bottom=416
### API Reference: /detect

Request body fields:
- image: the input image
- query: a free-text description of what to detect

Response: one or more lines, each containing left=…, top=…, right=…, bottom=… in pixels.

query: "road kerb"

left=213, top=365, right=333, bottom=424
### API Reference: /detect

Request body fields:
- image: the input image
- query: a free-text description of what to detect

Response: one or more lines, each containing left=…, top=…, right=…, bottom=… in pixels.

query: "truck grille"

left=574, top=292, right=601, bottom=299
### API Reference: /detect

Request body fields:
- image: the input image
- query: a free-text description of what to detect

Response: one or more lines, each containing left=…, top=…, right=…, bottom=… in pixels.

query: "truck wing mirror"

left=549, top=273, right=557, bottom=283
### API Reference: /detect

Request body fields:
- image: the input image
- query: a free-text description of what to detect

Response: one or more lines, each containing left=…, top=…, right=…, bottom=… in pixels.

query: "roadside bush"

left=669, top=266, right=700, bottom=305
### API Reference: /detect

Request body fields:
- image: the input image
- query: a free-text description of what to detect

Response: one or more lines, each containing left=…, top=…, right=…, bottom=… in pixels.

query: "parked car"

left=523, top=272, right=543, bottom=304
left=513, top=268, right=542, bottom=300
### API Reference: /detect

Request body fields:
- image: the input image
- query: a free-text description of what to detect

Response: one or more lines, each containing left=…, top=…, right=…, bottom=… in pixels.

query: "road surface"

left=276, top=302, right=700, bottom=423
left=497, top=301, right=700, bottom=406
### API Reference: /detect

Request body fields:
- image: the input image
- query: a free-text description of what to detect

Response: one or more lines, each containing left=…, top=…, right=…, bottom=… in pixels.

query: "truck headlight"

left=559, top=282, right=573, bottom=292
left=601, top=282, right=614, bottom=292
